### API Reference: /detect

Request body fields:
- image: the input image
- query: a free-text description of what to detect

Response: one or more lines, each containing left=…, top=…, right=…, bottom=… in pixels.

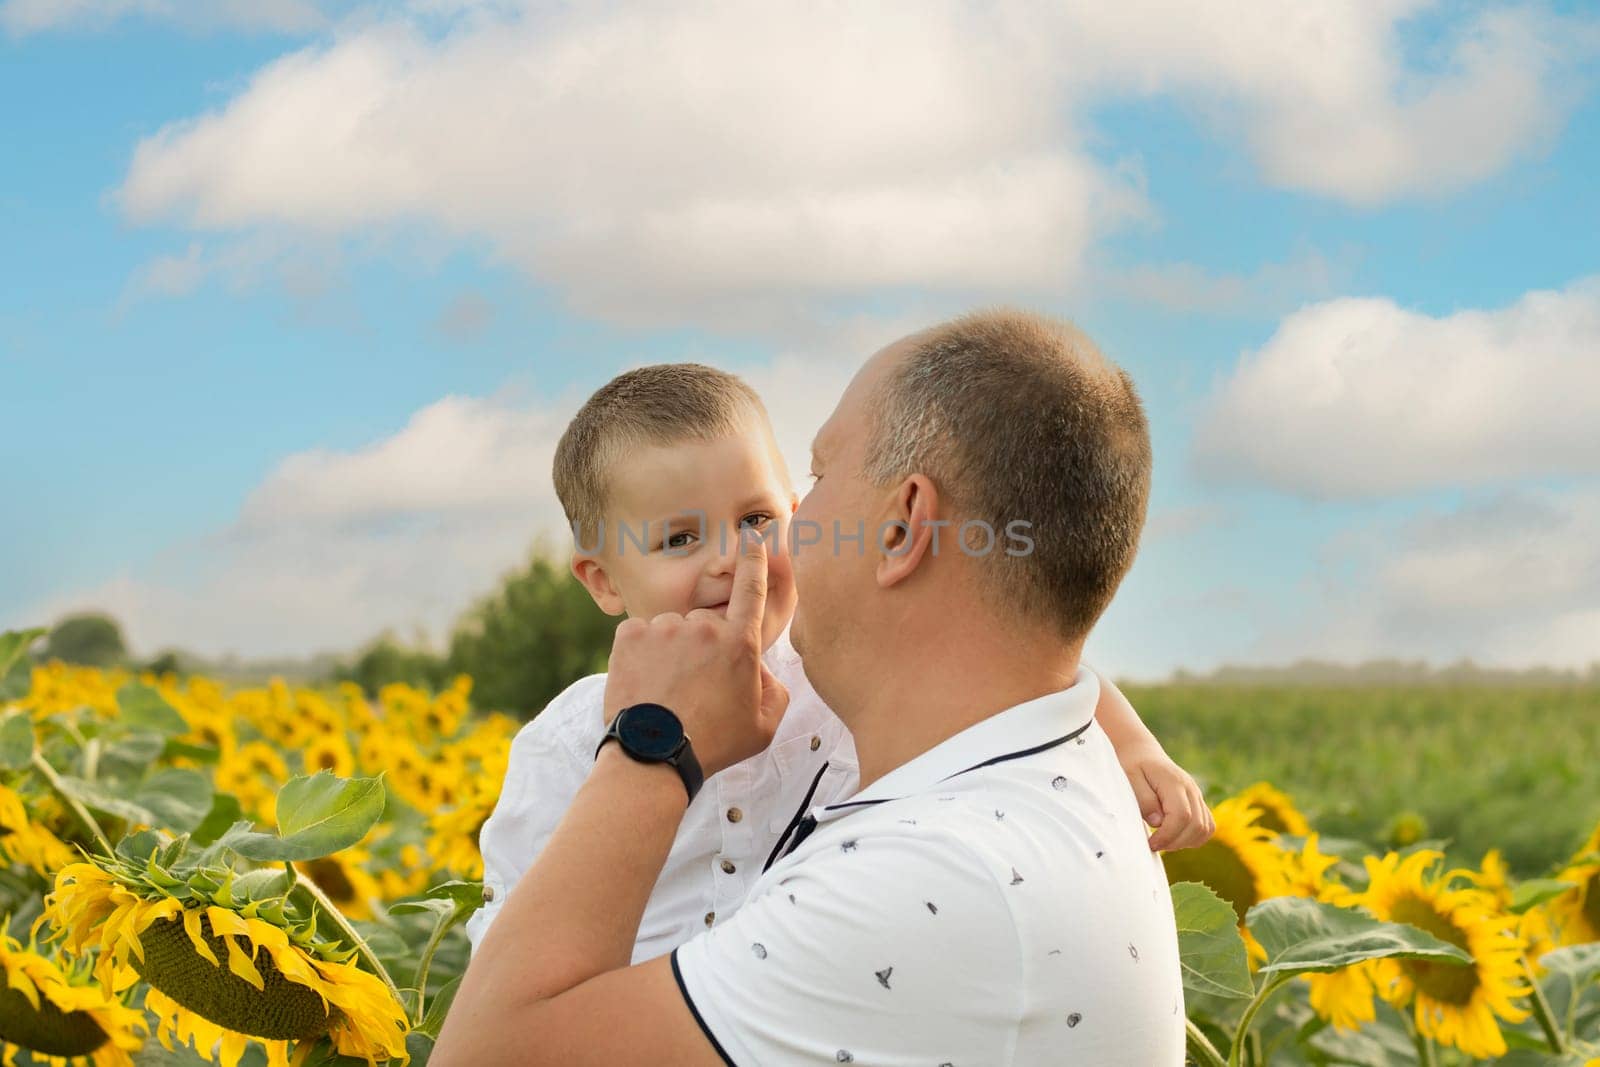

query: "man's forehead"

left=810, top=335, right=913, bottom=460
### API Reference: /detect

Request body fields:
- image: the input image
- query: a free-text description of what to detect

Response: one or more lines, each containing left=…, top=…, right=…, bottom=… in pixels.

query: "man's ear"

left=570, top=554, right=626, bottom=616
left=875, top=474, right=942, bottom=590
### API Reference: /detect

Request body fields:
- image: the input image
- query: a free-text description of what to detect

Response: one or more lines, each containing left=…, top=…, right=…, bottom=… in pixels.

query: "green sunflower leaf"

left=58, top=767, right=213, bottom=834
left=0, top=628, right=45, bottom=679
left=0, top=713, right=34, bottom=770
left=190, top=791, right=243, bottom=847
left=1247, top=896, right=1473, bottom=977
left=116, top=683, right=190, bottom=735
left=387, top=898, right=453, bottom=919
left=1539, top=943, right=1600, bottom=990
left=135, top=768, right=214, bottom=832
left=100, top=730, right=167, bottom=769
left=1510, top=878, right=1579, bottom=914
left=419, top=975, right=461, bottom=1039
left=225, top=772, right=385, bottom=862
left=1171, top=881, right=1253, bottom=1000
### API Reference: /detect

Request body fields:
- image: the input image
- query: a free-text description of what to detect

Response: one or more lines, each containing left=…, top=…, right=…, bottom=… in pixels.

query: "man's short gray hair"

left=861, top=308, right=1152, bottom=642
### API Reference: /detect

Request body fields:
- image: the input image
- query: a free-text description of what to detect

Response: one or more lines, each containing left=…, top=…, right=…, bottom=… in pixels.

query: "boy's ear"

left=570, top=554, right=626, bottom=616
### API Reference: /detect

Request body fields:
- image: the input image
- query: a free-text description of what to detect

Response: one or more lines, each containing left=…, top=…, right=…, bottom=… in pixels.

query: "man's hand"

left=602, top=530, right=790, bottom=778
left=1119, top=740, right=1215, bottom=852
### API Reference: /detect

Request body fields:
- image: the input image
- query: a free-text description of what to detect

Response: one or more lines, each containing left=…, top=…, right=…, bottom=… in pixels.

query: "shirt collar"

left=812, top=666, right=1100, bottom=825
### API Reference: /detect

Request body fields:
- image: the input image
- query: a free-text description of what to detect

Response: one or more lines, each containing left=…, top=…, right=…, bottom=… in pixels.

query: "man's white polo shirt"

left=672, top=669, right=1185, bottom=1066
left=465, top=625, right=856, bottom=963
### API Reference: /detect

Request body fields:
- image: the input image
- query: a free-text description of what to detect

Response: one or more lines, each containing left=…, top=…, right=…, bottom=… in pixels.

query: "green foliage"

left=223, top=772, right=387, bottom=862
left=43, top=612, right=127, bottom=667
left=335, top=631, right=450, bottom=696
left=444, top=550, right=620, bottom=720
left=1126, top=683, right=1600, bottom=875
left=0, top=713, right=33, bottom=770
left=1246, top=896, right=1472, bottom=978
left=1172, top=881, right=1253, bottom=1000
left=0, top=627, right=45, bottom=677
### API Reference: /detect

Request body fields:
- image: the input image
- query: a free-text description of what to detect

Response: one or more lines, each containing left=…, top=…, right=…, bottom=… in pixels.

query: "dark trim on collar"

left=945, top=716, right=1094, bottom=779
left=670, top=948, right=738, bottom=1066
left=818, top=716, right=1096, bottom=815
left=763, top=761, right=831, bottom=873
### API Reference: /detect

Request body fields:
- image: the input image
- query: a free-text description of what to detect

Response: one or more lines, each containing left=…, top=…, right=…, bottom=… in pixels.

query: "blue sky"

left=3, top=1, right=1597, bottom=678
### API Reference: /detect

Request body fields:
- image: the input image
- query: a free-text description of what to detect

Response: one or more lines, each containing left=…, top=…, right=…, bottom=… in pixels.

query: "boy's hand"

left=602, top=530, right=789, bottom=780
left=1120, top=740, right=1215, bottom=852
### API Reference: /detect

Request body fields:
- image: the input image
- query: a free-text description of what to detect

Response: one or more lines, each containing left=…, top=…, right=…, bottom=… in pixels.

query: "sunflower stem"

left=1519, top=953, right=1566, bottom=1054
left=411, top=912, right=456, bottom=1026
left=1185, top=1019, right=1227, bottom=1067
left=288, top=864, right=407, bottom=1012
left=1410, top=1026, right=1436, bottom=1067
left=1226, top=974, right=1291, bottom=1067
left=30, top=749, right=113, bottom=856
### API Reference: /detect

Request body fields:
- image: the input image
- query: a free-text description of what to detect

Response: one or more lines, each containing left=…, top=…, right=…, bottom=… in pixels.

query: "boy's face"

left=572, top=422, right=798, bottom=652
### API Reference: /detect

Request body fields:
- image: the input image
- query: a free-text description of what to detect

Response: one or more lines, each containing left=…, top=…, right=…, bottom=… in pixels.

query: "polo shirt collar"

left=812, top=666, right=1100, bottom=826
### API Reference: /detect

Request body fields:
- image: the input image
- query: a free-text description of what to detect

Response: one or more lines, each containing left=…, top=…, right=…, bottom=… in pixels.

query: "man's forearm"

left=439, top=747, right=688, bottom=1052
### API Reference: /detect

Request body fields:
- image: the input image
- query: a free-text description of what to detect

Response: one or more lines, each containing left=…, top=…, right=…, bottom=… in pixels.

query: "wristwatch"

left=595, top=702, right=705, bottom=804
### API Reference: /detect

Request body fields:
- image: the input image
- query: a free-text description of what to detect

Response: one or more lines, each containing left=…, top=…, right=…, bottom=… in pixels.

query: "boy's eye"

left=738, top=512, right=774, bottom=530
left=664, top=531, right=696, bottom=550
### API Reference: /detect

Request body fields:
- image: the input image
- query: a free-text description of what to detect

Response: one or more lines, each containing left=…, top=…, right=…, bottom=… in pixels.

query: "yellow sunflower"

left=425, top=784, right=496, bottom=879
left=301, top=734, right=355, bottom=779
left=1461, top=848, right=1558, bottom=968
left=1354, top=850, right=1530, bottom=1059
left=215, top=742, right=290, bottom=825
left=1234, top=782, right=1312, bottom=837
left=1, top=923, right=147, bottom=1067
left=14, top=663, right=125, bottom=721
left=1162, top=798, right=1294, bottom=964
left=1276, top=834, right=1381, bottom=1032
left=1548, top=821, right=1600, bottom=947
left=45, top=857, right=408, bottom=1067
left=375, top=844, right=430, bottom=903
left=1, top=781, right=78, bottom=879
left=293, top=848, right=384, bottom=922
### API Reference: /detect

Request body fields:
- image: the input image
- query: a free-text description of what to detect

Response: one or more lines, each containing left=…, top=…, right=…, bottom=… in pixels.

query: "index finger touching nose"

left=726, top=527, right=768, bottom=637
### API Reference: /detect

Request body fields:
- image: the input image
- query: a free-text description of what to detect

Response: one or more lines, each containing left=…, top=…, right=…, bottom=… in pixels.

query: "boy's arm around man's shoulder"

left=465, top=673, right=610, bottom=954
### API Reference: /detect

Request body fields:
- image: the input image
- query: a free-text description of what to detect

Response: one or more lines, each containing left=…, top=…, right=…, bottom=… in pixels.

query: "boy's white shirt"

left=465, top=623, right=860, bottom=963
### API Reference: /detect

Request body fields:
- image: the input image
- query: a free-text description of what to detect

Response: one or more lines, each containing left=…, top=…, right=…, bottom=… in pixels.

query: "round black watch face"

left=618, top=703, right=683, bottom=760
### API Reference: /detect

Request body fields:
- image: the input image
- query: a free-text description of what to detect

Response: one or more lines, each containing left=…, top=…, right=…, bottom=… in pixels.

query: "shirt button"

left=727, top=807, right=743, bottom=823
left=721, top=859, right=737, bottom=874
left=704, top=911, right=716, bottom=927
left=810, top=736, right=821, bottom=751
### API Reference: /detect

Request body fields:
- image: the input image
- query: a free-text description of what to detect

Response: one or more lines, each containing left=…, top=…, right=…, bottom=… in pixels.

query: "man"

left=435, top=309, right=1185, bottom=1065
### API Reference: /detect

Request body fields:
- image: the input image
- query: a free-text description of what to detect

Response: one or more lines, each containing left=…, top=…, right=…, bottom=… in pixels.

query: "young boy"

left=465, top=363, right=1213, bottom=962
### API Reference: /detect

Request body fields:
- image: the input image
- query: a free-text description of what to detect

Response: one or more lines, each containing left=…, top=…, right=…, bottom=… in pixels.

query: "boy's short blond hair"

left=554, top=363, right=784, bottom=548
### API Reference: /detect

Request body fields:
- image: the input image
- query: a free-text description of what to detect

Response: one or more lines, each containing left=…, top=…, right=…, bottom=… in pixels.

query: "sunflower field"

left=2, top=626, right=1598, bottom=1067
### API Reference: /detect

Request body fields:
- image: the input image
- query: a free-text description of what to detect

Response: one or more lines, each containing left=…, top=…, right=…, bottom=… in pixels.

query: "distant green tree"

left=143, top=650, right=184, bottom=676
left=45, top=613, right=127, bottom=668
left=446, top=550, right=619, bottom=720
left=336, top=632, right=450, bottom=695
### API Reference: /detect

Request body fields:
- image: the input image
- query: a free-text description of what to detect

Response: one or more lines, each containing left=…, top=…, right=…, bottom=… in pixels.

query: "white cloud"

left=1099, top=248, right=1351, bottom=317
left=123, top=241, right=207, bottom=301
left=1257, top=487, right=1600, bottom=670
left=432, top=291, right=493, bottom=342
left=1194, top=276, right=1600, bottom=497
left=6, top=327, right=871, bottom=658
left=0, top=0, right=330, bottom=35
left=107, top=1, right=1591, bottom=325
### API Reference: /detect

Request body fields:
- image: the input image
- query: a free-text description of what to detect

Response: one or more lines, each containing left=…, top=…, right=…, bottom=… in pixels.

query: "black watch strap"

left=597, top=706, right=705, bottom=805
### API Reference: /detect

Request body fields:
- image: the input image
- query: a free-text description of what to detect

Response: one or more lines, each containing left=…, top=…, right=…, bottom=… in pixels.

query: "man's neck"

left=843, top=618, right=1083, bottom=791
